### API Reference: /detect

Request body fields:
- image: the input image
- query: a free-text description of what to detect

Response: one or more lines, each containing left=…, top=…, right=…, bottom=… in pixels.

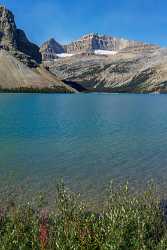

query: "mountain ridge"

left=40, top=33, right=159, bottom=61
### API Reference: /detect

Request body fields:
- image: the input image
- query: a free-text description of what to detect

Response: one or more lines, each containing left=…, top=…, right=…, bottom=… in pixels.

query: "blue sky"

left=1, top=0, right=167, bottom=46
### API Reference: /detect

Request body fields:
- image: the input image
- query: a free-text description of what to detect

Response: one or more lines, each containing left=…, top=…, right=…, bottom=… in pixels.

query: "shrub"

left=0, top=182, right=166, bottom=249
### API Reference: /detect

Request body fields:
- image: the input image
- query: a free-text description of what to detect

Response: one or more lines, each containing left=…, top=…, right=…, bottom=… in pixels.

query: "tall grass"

left=0, top=182, right=167, bottom=249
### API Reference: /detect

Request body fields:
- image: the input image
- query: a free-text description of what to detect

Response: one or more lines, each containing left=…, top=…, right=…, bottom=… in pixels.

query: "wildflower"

left=39, top=223, right=48, bottom=250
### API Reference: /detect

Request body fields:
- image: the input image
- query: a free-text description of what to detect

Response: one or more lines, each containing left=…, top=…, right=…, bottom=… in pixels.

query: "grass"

left=0, top=182, right=167, bottom=249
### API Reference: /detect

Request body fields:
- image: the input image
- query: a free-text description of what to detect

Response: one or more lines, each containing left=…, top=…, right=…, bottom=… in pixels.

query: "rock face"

left=0, top=5, right=17, bottom=48
left=64, top=33, right=147, bottom=54
left=40, top=38, right=65, bottom=61
left=49, top=45, right=167, bottom=93
left=0, top=5, right=41, bottom=65
left=16, top=29, right=41, bottom=64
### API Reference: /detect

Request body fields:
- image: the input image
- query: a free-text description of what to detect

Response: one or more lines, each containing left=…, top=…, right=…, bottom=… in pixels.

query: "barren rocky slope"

left=0, top=50, right=76, bottom=92
left=49, top=46, right=167, bottom=93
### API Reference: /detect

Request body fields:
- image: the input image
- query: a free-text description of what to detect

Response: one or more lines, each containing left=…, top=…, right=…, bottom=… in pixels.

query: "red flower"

left=39, top=224, right=48, bottom=250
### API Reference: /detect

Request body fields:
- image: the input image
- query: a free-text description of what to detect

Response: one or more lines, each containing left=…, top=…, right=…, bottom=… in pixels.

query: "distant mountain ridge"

left=40, top=33, right=158, bottom=61
left=44, top=36, right=167, bottom=93
left=64, top=33, right=152, bottom=53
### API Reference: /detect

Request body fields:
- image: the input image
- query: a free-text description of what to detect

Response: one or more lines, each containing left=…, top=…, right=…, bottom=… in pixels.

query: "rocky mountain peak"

left=49, top=38, right=57, bottom=43
left=40, top=38, right=65, bottom=61
left=65, top=33, right=148, bottom=53
left=0, top=5, right=41, bottom=66
left=0, top=5, right=17, bottom=49
left=79, top=33, right=98, bottom=40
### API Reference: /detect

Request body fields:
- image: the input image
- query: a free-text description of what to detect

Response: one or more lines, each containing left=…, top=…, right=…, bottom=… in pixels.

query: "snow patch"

left=94, top=50, right=118, bottom=55
left=55, top=50, right=118, bottom=58
left=56, top=53, right=74, bottom=58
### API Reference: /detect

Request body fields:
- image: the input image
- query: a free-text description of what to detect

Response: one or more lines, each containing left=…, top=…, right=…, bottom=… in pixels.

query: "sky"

left=1, top=0, right=167, bottom=47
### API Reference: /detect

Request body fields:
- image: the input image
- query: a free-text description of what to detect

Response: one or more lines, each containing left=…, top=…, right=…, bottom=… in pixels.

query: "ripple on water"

left=0, top=93, right=167, bottom=201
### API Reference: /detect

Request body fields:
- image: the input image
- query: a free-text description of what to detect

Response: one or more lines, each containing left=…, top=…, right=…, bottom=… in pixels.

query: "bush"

left=0, top=182, right=166, bottom=249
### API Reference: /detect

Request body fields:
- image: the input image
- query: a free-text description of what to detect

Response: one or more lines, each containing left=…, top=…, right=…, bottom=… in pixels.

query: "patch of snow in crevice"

left=94, top=50, right=118, bottom=55
left=56, top=53, right=74, bottom=58
left=55, top=50, right=118, bottom=58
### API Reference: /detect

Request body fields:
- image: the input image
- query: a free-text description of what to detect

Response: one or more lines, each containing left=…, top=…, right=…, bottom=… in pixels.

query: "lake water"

left=1, top=93, right=167, bottom=202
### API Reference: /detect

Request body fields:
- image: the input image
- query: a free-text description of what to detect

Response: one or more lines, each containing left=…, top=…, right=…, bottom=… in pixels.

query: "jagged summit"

left=0, top=5, right=17, bottom=49
left=65, top=33, right=154, bottom=53
left=77, top=33, right=98, bottom=40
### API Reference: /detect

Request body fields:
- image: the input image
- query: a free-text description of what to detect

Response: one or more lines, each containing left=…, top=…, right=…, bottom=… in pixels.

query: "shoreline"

left=0, top=87, right=165, bottom=94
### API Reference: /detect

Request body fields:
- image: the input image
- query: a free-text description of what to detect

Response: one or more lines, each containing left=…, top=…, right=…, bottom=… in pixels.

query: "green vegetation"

left=0, top=182, right=167, bottom=249
left=0, top=86, right=73, bottom=94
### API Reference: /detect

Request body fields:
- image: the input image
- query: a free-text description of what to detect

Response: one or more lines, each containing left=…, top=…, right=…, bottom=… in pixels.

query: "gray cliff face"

left=49, top=45, right=167, bottom=93
left=0, top=5, right=17, bottom=48
left=16, top=29, right=42, bottom=64
left=64, top=33, right=147, bottom=53
left=0, top=5, right=41, bottom=65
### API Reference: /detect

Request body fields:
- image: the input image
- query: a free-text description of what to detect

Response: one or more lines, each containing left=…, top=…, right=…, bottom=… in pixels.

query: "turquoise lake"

left=1, top=93, right=167, bottom=202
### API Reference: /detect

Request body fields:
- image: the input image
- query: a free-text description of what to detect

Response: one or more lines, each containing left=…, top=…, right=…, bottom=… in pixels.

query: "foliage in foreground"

left=0, top=182, right=167, bottom=249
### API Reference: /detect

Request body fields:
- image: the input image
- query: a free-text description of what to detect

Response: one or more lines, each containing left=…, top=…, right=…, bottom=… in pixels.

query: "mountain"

left=42, top=34, right=167, bottom=93
left=1, top=4, right=167, bottom=94
left=0, top=6, right=75, bottom=93
left=48, top=44, right=167, bottom=93
left=40, top=38, right=65, bottom=61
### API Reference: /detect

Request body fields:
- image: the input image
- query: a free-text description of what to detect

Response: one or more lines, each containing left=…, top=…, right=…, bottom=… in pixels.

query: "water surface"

left=0, top=93, right=167, bottom=201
